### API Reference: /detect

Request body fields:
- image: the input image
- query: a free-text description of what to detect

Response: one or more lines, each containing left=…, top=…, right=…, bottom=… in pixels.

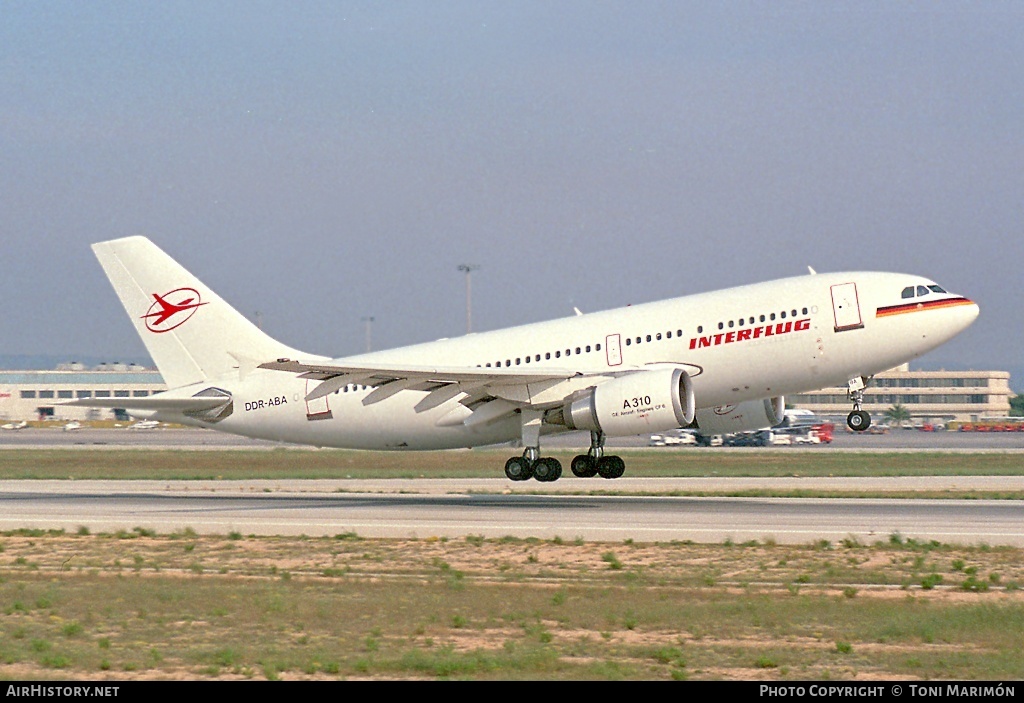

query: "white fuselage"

left=151, top=270, right=978, bottom=450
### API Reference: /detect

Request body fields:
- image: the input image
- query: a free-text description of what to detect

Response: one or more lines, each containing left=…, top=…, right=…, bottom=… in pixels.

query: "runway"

left=1, top=478, right=1022, bottom=546
left=2, top=428, right=1023, bottom=546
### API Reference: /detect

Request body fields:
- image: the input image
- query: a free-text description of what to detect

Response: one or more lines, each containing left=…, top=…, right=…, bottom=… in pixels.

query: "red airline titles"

left=689, top=318, right=811, bottom=350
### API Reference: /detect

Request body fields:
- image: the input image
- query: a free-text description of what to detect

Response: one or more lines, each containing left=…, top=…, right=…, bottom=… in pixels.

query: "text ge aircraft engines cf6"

left=69, top=237, right=978, bottom=481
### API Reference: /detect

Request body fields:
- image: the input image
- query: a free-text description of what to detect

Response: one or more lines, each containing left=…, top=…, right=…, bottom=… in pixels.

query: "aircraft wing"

left=259, top=358, right=588, bottom=409
left=260, top=358, right=582, bottom=385
left=259, top=358, right=702, bottom=415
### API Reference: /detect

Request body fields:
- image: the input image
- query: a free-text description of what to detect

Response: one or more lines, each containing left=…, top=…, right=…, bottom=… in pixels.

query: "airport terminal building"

left=0, top=363, right=166, bottom=422
left=787, top=364, right=1013, bottom=425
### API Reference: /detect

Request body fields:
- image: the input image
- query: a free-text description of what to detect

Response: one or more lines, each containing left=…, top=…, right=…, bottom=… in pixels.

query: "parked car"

left=791, top=430, right=820, bottom=444
left=648, top=433, right=672, bottom=447
left=724, top=431, right=766, bottom=447
left=649, top=429, right=697, bottom=446
left=695, top=433, right=723, bottom=447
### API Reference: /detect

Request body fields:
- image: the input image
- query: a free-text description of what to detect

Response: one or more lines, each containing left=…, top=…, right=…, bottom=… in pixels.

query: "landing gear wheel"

left=504, top=456, right=534, bottom=481
left=847, top=410, right=871, bottom=432
left=596, top=455, right=626, bottom=479
left=571, top=454, right=597, bottom=478
left=532, top=457, right=563, bottom=482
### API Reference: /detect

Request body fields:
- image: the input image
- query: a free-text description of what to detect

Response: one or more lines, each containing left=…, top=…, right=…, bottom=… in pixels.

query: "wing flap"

left=461, top=398, right=519, bottom=428
left=362, top=378, right=423, bottom=405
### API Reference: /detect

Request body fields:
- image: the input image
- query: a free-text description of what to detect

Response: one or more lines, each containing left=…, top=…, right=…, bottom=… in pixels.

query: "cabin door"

left=305, top=379, right=333, bottom=421
left=831, top=283, right=864, bottom=332
left=605, top=334, right=623, bottom=366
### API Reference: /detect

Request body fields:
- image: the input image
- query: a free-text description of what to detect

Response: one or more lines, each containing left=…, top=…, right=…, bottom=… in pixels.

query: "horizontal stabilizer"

left=62, top=395, right=230, bottom=413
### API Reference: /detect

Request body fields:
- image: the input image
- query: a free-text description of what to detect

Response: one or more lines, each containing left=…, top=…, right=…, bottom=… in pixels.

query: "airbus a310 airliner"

left=70, top=237, right=978, bottom=481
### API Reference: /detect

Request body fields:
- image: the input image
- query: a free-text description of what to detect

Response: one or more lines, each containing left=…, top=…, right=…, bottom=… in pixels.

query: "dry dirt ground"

left=2, top=532, right=1023, bottom=680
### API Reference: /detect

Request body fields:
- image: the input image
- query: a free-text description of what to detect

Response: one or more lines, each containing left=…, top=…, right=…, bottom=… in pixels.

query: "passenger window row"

left=624, top=329, right=684, bottom=346
left=475, top=304, right=814, bottom=369
left=700, top=306, right=810, bottom=334
left=484, top=342, right=605, bottom=368
left=479, top=323, right=693, bottom=368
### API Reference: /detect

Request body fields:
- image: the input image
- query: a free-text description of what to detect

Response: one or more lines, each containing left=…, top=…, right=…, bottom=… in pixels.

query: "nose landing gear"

left=847, top=408, right=871, bottom=431
left=846, top=376, right=872, bottom=432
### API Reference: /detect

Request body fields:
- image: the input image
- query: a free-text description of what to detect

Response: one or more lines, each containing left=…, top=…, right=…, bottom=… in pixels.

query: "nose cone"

left=919, top=296, right=979, bottom=352
left=937, top=297, right=980, bottom=347
left=958, top=298, right=980, bottom=331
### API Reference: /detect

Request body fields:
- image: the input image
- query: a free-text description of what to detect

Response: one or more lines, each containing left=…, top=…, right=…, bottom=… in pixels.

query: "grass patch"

left=1, top=449, right=1023, bottom=481
left=0, top=532, right=1020, bottom=679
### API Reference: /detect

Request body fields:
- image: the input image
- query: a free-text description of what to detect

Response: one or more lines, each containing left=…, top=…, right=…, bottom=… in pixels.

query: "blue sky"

left=2, top=2, right=1021, bottom=386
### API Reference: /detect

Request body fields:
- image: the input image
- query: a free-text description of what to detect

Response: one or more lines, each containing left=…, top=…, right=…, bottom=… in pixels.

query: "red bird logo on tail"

left=141, top=288, right=207, bottom=333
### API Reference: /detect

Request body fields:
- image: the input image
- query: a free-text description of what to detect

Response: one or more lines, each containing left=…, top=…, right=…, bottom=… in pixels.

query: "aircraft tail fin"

left=92, top=236, right=315, bottom=389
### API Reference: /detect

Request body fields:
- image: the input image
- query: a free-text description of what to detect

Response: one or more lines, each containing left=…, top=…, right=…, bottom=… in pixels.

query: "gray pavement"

left=2, top=426, right=1023, bottom=451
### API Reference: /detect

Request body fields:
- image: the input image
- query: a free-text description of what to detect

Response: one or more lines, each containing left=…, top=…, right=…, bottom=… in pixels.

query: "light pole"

left=361, top=316, right=374, bottom=353
left=457, top=264, right=479, bottom=334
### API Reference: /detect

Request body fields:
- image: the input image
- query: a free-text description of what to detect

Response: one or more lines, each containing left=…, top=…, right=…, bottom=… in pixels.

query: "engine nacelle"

left=692, top=397, right=785, bottom=435
left=559, top=367, right=695, bottom=437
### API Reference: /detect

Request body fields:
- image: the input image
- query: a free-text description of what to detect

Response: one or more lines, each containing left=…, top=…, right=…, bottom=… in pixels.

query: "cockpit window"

left=928, top=285, right=947, bottom=294
left=901, top=286, right=915, bottom=299
left=916, top=285, right=930, bottom=296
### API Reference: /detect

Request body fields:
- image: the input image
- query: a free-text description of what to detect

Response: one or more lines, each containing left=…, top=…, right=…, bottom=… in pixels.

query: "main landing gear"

left=504, top=449, right=562, bottom=483
left=569, top=430, right=625, bottom=479
left=503, top=415, right=627, bottom=482
left=846, top=376, right=872, bottom=432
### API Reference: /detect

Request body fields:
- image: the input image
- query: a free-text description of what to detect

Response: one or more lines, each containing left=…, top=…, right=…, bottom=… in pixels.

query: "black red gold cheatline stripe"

left=875, top=297, right=975, bottom=318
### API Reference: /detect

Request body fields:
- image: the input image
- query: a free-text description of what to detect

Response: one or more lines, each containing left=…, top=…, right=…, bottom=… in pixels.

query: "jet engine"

left=691, top=397, right=785, bottom=435
left=552, top=367, right=695, bottom=437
